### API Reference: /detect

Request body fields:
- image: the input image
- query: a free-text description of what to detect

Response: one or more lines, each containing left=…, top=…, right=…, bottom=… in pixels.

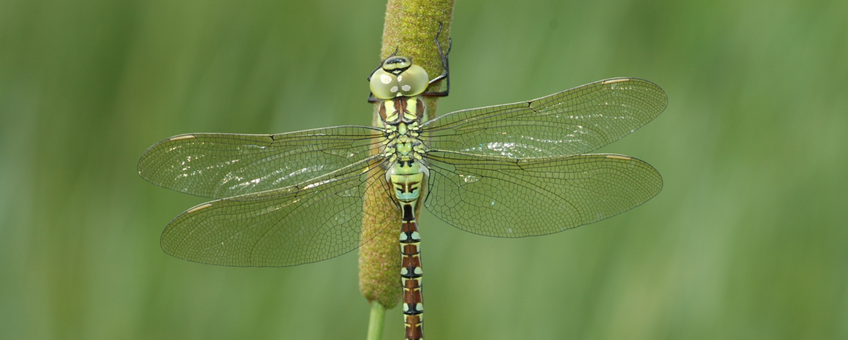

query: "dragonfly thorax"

left=381, top=114, right=428, bottom=204
left=382, top=120, right=426, bottom=164
left=378, top=94, right=428, bottom=165
left=379, top=97, right=429, bottom=204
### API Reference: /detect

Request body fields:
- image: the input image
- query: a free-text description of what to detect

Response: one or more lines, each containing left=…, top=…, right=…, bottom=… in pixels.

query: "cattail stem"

left=360, top=0, right=455, bottom=338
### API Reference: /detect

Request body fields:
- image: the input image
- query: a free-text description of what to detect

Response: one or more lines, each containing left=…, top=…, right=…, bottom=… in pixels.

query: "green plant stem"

left=366, top=301, right=386, bottom=340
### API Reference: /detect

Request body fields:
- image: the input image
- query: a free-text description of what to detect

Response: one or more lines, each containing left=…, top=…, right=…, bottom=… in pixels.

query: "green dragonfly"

left=138, top=31, right=666, bottom=340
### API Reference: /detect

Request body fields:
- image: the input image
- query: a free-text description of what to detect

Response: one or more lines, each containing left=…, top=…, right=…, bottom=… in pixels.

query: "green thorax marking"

left=380, top=97, right=429, bottom=204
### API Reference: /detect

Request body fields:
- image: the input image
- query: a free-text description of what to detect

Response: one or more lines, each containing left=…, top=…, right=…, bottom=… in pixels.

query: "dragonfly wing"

left=423, top=151, right=662, bottom=237
left=138, top=126, right=380, bottom=198
left=422, top=78, right=667, bottom=158
left=160, top=158, right=395, bottom=266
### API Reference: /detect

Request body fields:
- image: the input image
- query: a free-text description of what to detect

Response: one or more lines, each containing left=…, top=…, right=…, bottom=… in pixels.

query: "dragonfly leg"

left=423, top=22, right=451, bottom=98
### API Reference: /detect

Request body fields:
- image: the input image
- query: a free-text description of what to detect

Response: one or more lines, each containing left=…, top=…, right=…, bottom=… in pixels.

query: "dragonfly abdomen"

left=389, top=161, right=429, bottom=340
left=400, top=203, right=424, bottom=340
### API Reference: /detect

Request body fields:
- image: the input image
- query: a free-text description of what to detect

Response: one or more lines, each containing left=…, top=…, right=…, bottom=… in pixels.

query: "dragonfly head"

left=370, top=56, right=429, bottom=100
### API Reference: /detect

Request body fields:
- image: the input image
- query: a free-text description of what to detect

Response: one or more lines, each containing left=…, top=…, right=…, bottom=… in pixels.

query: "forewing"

left=423, top=151, right=662, bottom=237
left=422, top=78, right=667, bottom=158
left=159, top=158, right=395, bottom=266
left=138, top=126, right=380, bottom=198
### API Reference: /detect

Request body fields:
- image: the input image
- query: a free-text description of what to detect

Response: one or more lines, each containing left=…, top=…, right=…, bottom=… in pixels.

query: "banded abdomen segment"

left=400, top=203, right=424, bottom=340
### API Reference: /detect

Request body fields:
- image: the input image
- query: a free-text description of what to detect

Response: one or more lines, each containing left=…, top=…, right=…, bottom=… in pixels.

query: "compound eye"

left=396, top=64, right=429, bottom=97
left=369, top=56, right=429, bottom=99
left=370, top=68, right=399, bottom=100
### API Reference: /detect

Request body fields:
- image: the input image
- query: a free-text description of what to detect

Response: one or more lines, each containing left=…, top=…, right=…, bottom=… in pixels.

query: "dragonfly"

left=138, top=28, right=666, bottom=340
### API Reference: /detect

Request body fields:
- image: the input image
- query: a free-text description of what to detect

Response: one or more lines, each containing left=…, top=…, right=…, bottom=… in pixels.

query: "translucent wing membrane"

left=422, top=78, right=667, bottom=158
left=140, top=76, right=667, bottom=266
left=138, top=126, right=380, bottom=198
left=160, top=158, right=395, bottom=266
left=423, top=152, right=662, bottom=237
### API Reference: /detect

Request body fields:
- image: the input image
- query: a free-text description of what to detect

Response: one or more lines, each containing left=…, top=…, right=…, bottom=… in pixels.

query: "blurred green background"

left=1, top=0, right=846, bottom=339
